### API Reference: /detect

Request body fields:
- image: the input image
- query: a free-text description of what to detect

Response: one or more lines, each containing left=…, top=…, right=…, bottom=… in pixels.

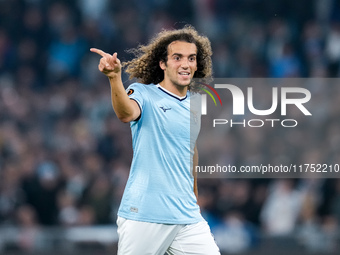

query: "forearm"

left=90, top=48, right=140, bottom=122
left=108, top=75, right=139, bottom=122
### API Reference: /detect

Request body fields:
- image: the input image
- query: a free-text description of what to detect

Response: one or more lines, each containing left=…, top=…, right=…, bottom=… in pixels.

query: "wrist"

left=108, top=72, right=121, bottom=80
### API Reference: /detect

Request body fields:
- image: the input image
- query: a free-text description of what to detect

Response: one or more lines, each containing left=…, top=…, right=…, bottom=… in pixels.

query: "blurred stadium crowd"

left=0, top=0, right=340, bottom=253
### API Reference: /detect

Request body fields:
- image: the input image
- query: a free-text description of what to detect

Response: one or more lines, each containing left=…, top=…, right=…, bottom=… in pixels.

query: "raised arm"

left=90, top=48, right=140, bottom=122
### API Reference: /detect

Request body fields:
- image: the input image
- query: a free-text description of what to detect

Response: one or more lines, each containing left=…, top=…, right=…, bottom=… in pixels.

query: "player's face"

left=160, top=41, right=198, bottom=87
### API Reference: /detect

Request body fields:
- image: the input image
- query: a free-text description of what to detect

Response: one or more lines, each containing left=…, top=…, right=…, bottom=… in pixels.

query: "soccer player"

left=91, top=25, right=220, bottom=255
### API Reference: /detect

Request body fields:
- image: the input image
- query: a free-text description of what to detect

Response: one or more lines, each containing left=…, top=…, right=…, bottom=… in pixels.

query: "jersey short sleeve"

left=126, top=83, right=146, bottom=113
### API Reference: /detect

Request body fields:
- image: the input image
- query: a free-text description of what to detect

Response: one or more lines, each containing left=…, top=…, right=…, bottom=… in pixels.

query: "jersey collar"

left=156, top=84, right=188, bottom=101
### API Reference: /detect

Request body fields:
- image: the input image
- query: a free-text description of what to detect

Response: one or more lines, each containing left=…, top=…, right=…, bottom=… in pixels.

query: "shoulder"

left=126, top=83, right=159, bottom=107
left=188, top=90, right=202, bottom=97
left=126, top=83, right=157, bottom=92
left=188, top=91, right=202, bottom=101
left=127, top=82, right=157, bottom=88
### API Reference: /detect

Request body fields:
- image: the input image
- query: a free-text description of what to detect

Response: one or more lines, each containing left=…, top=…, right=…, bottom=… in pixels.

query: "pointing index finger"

left=90, top=48, right=107, bottom=57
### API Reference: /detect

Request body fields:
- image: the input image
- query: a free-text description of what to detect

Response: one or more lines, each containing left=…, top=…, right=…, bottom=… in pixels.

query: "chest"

left=143, top=96, right=200, bottom=142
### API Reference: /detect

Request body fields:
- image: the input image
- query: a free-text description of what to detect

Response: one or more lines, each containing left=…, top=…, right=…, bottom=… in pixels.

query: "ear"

left=159, top=60, right=166, bottom=71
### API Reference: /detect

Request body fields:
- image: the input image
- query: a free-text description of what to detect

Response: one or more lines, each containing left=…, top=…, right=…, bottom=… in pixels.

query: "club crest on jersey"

left=127, top=89, right=134, bottom=96
left=160, top=107, right=172, bottom=112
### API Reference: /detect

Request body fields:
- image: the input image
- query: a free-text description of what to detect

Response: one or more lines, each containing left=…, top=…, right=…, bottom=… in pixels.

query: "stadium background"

left=0, top=0, right=340, bottom=254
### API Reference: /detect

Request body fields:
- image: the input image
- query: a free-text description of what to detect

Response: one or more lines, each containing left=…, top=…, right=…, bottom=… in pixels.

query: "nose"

left=181, top=58, right=189, bottom=69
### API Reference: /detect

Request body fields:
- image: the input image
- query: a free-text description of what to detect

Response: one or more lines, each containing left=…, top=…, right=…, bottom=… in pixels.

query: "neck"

left=159, top=80, right=188, bottom=97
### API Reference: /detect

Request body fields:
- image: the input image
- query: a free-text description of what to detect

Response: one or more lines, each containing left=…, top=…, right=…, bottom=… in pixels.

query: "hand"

left=90, top=48, right=121, bottom=78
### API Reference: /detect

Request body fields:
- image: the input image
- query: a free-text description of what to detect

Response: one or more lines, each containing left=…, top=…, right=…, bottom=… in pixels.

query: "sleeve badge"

left=127, top=89, right=134, bottom=96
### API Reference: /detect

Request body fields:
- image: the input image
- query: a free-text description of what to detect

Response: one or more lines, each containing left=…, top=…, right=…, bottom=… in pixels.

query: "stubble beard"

left=170, top=76, right=191, bottom=89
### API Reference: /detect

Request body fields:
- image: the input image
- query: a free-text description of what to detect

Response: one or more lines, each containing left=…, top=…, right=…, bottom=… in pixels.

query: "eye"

left=189, top=56, right=196, bottom=62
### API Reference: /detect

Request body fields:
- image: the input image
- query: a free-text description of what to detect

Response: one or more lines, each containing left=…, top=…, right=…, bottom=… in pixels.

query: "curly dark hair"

left=122, top=25, right=212, bottom=88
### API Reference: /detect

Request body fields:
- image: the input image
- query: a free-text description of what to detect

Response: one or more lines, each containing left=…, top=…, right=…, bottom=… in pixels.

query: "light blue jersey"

left=117, top=83, right=203, bottom=224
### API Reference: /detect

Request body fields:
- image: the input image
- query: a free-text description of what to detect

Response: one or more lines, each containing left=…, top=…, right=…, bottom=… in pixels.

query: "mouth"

left=178, top=71, right=190, bottom=77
